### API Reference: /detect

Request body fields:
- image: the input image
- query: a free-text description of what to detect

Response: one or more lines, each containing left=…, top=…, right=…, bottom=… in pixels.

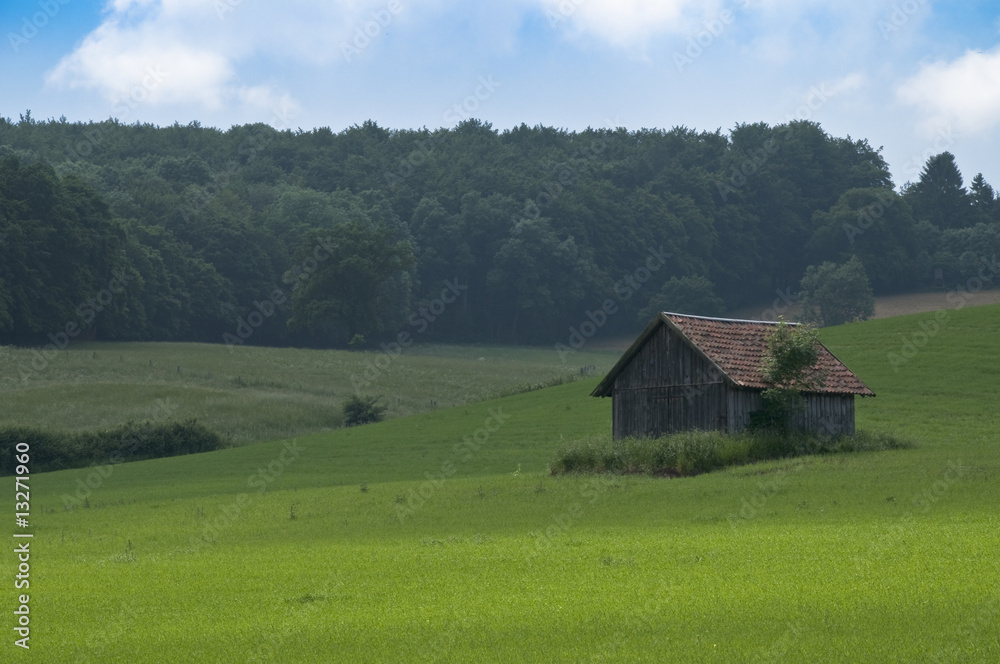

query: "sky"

left=2, top=0, right=1000, bottom=188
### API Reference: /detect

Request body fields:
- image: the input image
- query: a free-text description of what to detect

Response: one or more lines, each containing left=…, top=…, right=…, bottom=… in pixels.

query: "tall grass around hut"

left=550, top=429, right=913, bottom=477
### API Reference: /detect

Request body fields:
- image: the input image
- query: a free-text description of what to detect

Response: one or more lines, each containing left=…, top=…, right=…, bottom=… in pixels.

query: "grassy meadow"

left=0, top=342, right=616, bottom=444
left=7, top=305, right=1000, bottom=662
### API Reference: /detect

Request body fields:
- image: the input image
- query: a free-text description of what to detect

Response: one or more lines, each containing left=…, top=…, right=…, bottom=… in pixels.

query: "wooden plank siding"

left=608, top=319, right=858, bottom=439
left=726, top=388, right=762, bottom=434
left=791, top=394, right=856, bottom=437
left=611, top=324, right=728, bottom=438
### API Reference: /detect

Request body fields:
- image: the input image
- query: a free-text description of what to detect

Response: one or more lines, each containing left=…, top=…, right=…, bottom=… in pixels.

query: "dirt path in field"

left=590, top=289, right=1000, bottom=352
left=728, top=289, right=1000, bottom=322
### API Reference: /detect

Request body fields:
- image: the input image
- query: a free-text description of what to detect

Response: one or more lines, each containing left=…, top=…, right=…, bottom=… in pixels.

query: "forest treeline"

left=1, top=113, right=998, bottom=348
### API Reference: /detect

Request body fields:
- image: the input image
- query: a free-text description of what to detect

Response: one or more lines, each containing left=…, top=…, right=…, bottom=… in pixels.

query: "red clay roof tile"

left=591, top=313, right=874, bottom=397
left=664, top=313, right=874, bottom=396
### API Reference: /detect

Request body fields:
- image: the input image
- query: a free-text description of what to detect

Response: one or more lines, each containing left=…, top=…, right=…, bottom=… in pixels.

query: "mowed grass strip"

left=11, top=305, right=1000, bottom=662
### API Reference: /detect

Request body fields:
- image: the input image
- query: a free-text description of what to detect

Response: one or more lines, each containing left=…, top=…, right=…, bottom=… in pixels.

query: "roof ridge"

left=662, top=311, right=800, bottom=326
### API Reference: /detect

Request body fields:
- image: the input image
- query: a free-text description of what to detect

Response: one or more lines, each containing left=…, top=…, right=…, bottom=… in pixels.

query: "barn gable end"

left=610, top=322, right=728, bottom=438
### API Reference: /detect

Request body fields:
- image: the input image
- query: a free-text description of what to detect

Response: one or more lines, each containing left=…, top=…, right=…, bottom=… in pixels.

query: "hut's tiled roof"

left=665, top=313, right=874, bottom=395
left=592, top=313, right=874, bottom=397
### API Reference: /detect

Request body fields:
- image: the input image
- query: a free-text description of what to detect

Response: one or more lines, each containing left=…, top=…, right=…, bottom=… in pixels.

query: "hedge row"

left=0, top=420, right=228, bottom=475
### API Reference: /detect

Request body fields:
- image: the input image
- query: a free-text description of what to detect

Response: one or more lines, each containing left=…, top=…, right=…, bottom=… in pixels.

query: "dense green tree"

left=940, top=224, right=1000, bottom=283
left=0, top=114, right=985, bottom=347
left=806, top=187, right=919, bottom=292
left=799, top=256, right=875, bottom=327
left=486, top=217, right=595, bottom=343
left=905, top=152, right=972, bottom=230
left=287, top=221, right=415, bottom=343
left=637, top=276, right=726, bottom=320
left=969, top=173, right=997, bottom=225
left=755, top=320, right=822, bottom=431
left=120, top=221, right=234, bottom=341
left=409, top=196, right=473, bottom=297
left=0, top=155, right=130, bottom=342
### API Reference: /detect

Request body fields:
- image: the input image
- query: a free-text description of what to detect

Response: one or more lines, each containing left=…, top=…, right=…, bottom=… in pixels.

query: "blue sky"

left=3, top=0, right=1000, bottom=188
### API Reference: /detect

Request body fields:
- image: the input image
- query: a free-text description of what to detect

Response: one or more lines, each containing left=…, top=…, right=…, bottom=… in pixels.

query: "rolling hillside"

left=0, top=343, right=618, bottom=443
left=10, top=305, right=1000, bottom=662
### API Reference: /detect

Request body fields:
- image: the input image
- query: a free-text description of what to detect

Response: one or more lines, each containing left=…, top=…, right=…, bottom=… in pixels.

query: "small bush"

left=550, top=429, right=913, bottom=478
left=0, top=420, right=229, bottom=475
left=342, top=394, right=388, bottom=427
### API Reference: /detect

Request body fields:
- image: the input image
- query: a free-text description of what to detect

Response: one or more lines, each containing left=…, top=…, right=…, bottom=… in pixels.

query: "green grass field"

left=7, top=306, right=1000, bottom=662
left=0, top=342, right=617, bottom=443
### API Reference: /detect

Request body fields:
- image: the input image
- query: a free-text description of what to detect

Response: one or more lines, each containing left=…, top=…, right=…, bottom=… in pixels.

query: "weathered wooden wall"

left=792, top=394, right=856, bottom=436
left=610, top=322, right=857, bottom=438
left=726, top=388, right=762, bottom=433
left=612, top=324, right=727, bottom=438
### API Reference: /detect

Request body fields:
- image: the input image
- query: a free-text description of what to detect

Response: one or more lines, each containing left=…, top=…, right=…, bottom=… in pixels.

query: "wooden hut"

left=592, top=312, right=874, bottom=438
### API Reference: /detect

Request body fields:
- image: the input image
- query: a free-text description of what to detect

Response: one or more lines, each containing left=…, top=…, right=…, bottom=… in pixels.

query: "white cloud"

left=45, top=0, right=402, bottom=121
left=897, top=47, right=1000, bottom=134
left=48, top=21, right=233, bottom=110
left=821, top=72, right=867, bottom=97
left=537, top=0, right=727, bottom=50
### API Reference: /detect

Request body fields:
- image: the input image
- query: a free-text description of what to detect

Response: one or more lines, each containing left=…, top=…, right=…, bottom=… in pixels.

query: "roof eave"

left=590, top=315, right=664, bottom=397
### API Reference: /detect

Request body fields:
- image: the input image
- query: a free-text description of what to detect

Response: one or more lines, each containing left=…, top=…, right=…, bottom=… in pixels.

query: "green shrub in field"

left=550, top=429, right=912, bottom=477
left=342, top=395, right=388, bottom=427
left=0, top=427, right=63, bottom=472
left=0, top=420, right=228, bottom=475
